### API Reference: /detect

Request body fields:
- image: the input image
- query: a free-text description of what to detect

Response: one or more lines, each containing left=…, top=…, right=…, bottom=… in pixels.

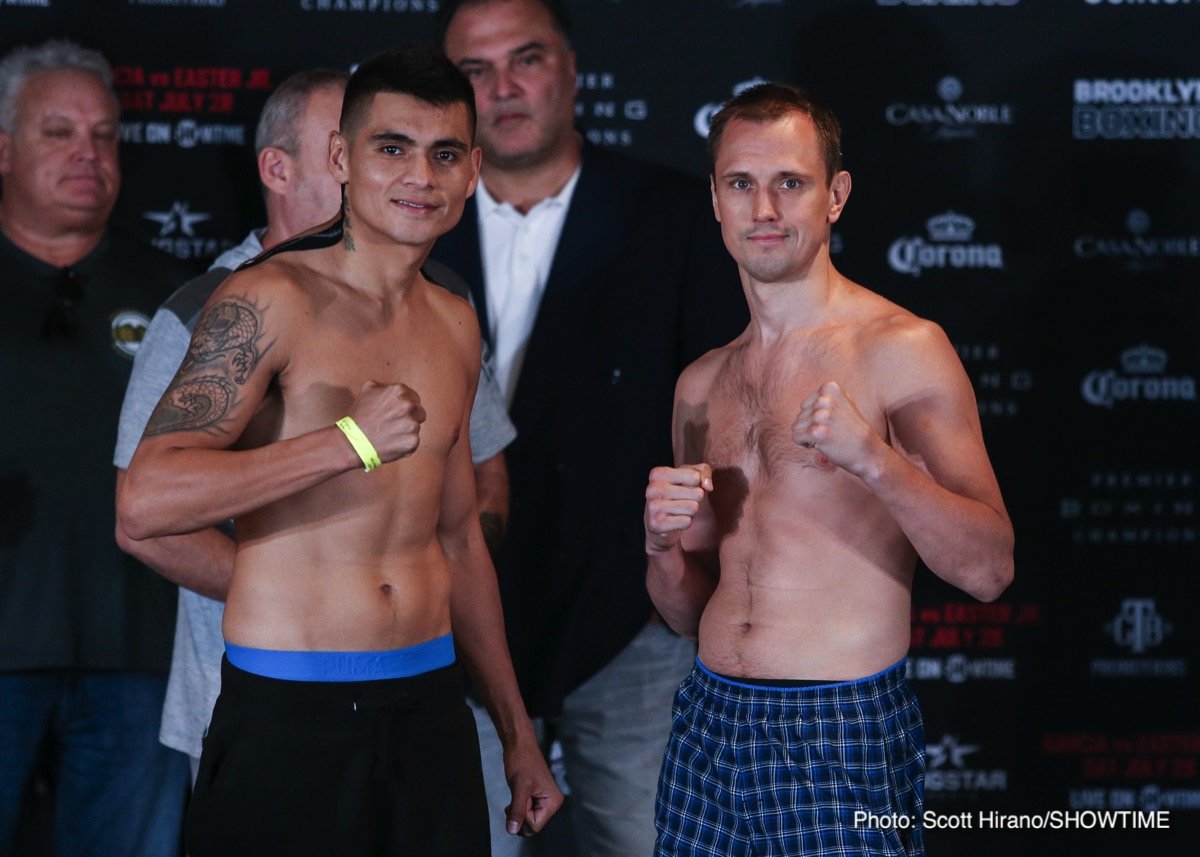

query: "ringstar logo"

left=1107, top=599, right=1171, bottom=654
left=143, top=201, right=233, bottom=261
left=1081, top=345, right=1197, bottom=409
left=885, top=76, right=1014, bottom=140
left=144, top=201, right=210, bottom=238
left=1074, top=77, right=1200, bottom=139
left=694, top=77, right=768, bottom=139
left=887, top=210, right=1004, bottom=277
left=1073, top=209, right=1200, bottom=270
left=925, top=735, right=1007, bottom=793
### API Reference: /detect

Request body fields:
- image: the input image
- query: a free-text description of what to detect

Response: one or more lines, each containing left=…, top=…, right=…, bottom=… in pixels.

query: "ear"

left=466, top=146, right=482, bottom=198
left=258, top=146, right=291, bottom=196
left=0, top=131, right=12, bottom=178
left=329, top=130, right=349, bottom=184
left=709, top=174, right=721, bottom=224
left=827, top=170, right=851, bottom=225
left=565, top=49, right=579, bottom=98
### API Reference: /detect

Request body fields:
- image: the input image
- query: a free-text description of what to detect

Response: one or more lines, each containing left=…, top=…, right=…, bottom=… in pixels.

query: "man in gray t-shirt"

left=113, top=70, right=515, bottom=777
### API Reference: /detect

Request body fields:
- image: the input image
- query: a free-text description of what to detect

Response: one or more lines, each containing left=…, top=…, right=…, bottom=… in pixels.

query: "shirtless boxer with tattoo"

left=644, top=83, right=1014, bottom=857
left=118, top=45, right=561, bottom=856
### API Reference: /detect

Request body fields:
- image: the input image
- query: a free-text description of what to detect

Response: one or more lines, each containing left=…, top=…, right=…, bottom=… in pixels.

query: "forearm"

left=119, top=424, right=358, bottom=540
left=860, top=444, right=1014, bottom=601
left=446, top=533, right=536, bottom=749
left=118, top=526, right=235, bottom=600
left=473, top=453, right=509, bottom=562
left=645, top=544, right=718, bottom=641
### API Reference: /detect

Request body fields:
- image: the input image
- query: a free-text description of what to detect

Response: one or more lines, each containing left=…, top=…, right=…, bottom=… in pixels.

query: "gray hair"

left=0, top=39, right=115, bottom=133
left=254, top=68, right=350, bottom=155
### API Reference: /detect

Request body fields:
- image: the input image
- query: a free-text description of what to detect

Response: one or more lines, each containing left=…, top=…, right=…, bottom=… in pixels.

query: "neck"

left=0, top=211, right=105, bottom=268
left=480, top=133, right=582, bottom=214
left=331, top=222, right=430, bottom=300
left=743, top=253, right=843, bottom=346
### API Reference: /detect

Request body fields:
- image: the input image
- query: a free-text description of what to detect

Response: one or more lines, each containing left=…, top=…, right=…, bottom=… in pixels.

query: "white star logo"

left=144, top=201, right=211, bottom=238
left=926, top=735, right=980, bottom=770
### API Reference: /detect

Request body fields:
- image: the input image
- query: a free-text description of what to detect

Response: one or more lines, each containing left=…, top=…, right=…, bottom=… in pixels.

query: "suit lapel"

left=509, top=148, right=625, bottom=433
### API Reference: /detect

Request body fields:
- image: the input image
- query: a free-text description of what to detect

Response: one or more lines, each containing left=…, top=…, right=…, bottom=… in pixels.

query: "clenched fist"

left=645, top=463, right=713, bottom=553
left=791, top=380, right=879, bottom=476
left=346, top=380, right=426, bottom=464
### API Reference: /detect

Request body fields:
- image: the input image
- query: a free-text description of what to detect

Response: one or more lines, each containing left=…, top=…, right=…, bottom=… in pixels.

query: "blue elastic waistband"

left=695, top=656, right=906, bottom=692
left=225, top=633, right=455, bottom=682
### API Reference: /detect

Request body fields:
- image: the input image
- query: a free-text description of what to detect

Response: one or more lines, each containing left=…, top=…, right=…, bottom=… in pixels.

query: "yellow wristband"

left=336, top=416, right=381, bottom=472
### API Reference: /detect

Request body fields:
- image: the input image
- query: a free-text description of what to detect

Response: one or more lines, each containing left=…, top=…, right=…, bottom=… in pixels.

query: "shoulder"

left=583, top=144, right=706, bottom=201
left=677, top=342, right=734, bottom=402
left=851, top=294, right=967, bottom=404
left=422, top=275, right=480, bottom=356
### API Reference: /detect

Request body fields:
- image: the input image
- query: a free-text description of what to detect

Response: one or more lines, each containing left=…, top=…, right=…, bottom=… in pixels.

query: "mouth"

left=746, top=231, right=789, bottom=245
left=392, top=198, right=439, bottom=214
left=492, top=110, right=530, bottom=129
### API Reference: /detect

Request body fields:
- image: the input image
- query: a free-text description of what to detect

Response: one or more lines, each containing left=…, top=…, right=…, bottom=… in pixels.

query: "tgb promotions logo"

left=924, top=735, right=1008, bottom=795
left=1108, top=599, right=1172, bottom=655
left=1081, top=344, right=1197, bottom=409
left=885, top=76, right=1014, bottom=141
left=887, top=211, right=1004, bottom=277
left=1091, top=598, right=1187, bottom=678
left=1074, top=78, right=1200, bottom=140
left=694, top=77, right=768, bottom=139
left=1074, top=209, right=1200, bottom=272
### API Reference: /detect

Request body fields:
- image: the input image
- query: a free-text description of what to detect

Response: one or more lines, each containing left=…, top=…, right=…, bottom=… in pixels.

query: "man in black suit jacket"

left=437, top=3, right=748, bottom=854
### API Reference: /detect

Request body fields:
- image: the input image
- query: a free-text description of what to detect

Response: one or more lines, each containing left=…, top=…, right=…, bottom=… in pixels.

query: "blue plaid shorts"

left=655, top=659, right=924, bottom=856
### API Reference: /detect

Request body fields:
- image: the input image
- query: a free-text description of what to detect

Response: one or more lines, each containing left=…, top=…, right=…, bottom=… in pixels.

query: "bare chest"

left=246, top=312, right=469, bottom=456
left=700, top=348, right=885, bottom=481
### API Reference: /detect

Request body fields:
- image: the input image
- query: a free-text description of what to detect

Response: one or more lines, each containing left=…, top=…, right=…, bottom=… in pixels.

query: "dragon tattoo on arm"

left=145, top=295, right=274, bottom=437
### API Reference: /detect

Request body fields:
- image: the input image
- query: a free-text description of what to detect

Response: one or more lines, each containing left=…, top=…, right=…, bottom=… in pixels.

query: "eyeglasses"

left=40, top=267, right=85, bottom=340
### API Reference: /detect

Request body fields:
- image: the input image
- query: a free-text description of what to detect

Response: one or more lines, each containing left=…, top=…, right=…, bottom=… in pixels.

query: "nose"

left=752, top=187, right=779, bottom=223
left=492, top=63, right=522, bottom=101
left=74, top=132, right=100, bottom=162
left=404, top=155, right=433, bottom=189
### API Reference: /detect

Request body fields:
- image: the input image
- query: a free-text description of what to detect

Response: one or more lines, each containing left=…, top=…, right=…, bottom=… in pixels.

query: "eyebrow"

left=457, top=40, right=548, bottom=67
left=369, top=131, right=470, bottom=152
left=719, top=169, right=813, bottom=181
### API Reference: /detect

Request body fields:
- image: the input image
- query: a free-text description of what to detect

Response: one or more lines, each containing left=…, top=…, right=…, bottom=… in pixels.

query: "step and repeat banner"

left=4, top=1, right=1197, bottom=853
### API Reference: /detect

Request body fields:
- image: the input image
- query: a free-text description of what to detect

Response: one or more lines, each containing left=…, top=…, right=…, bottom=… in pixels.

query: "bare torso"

left=681, top=299, right=919, bottom=680
left=220, top=254, right=474, bottom=651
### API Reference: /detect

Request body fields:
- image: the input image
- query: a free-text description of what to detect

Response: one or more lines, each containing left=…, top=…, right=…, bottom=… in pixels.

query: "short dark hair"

left=340, top=44, right=476, bottom=140
left=437, top=0, right=572, bottom=43
left=707, top=83, right=843, bottom=184
left=255, top=68, right=350, bottom=155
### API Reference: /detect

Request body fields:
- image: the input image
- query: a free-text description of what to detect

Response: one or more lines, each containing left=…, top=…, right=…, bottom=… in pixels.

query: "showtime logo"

left=886, top=76, right=1014, bottom=140
left=1081, top=345, right=1197, bottom=409
left=1074, top=209, right=1200, bottom=270
left=887, top=211, right=1004, bottom=277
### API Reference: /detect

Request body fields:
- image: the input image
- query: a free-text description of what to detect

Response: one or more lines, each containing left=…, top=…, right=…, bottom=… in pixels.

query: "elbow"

left=116, top=471, right=162, bottom=542
left=968, top=535, right=1015, bottom=603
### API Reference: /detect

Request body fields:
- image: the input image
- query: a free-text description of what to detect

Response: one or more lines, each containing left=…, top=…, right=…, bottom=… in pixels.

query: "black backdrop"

left=3, top=1, right=1197, bottom=854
